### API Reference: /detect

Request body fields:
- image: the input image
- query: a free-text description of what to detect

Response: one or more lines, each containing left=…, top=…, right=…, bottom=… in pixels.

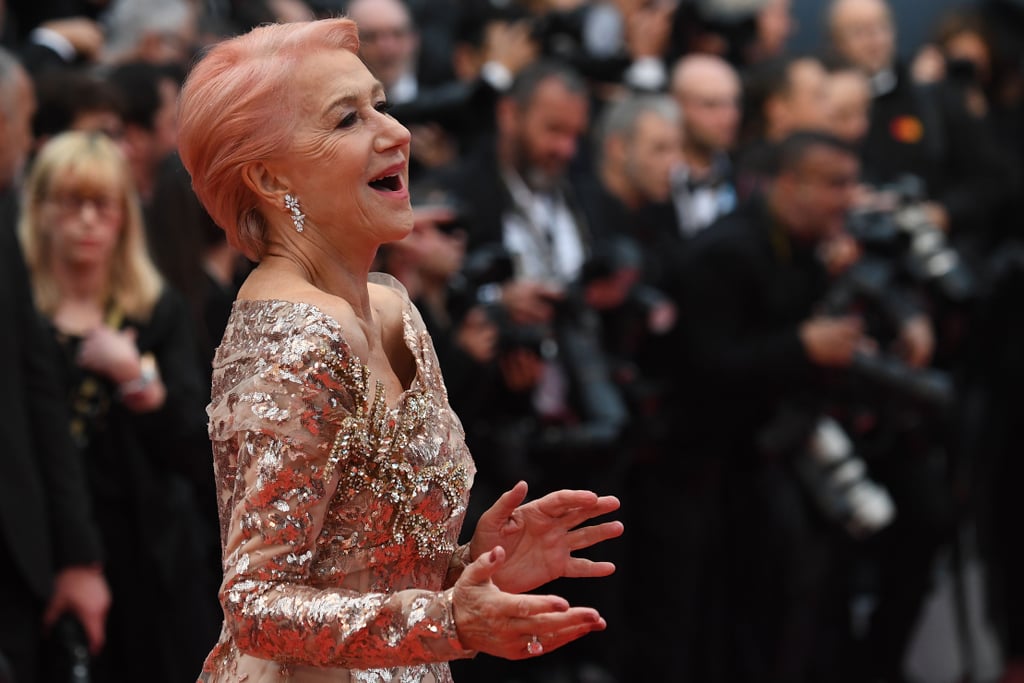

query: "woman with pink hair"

left=177, top=18, right=622, bottom=683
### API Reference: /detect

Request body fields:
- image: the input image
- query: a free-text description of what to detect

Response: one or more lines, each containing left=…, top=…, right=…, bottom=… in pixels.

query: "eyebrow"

left=323, top=81, right=387, bottom=118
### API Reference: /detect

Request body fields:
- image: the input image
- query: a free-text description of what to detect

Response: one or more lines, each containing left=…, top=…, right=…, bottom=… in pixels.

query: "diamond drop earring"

left=284, top=193, right=305, bottom=233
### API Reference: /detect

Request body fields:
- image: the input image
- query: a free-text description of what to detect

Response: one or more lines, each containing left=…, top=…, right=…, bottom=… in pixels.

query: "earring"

left=284, top=193, right=305, bottom=233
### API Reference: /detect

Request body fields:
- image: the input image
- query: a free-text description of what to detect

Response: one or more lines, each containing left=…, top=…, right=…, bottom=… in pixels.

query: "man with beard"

left=442, top=59, right=628, bottom=683
left=446, top=59, right=594, bottom=324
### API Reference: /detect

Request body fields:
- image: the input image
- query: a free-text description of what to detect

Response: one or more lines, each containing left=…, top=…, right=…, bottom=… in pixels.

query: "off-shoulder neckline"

left=229, top=284, right=423, bottom=412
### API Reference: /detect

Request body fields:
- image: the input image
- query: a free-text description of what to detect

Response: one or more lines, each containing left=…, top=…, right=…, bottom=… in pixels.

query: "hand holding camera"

left=799, top=315, right=866, bottom=368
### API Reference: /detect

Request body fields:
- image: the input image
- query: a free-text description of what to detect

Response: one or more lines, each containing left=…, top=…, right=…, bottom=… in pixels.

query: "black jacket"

left=667, top=196, right=827, bottom=454
left=0, top=190, right=102, bottom=600
left=862, top=66, right=1011, bottom=236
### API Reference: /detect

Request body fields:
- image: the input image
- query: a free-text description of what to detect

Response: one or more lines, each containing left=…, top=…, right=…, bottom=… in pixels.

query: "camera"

left=451, top=242, right=631, bottom=452
left=795, top=416, right=896, bottom=537
left=758, top=408, right=896, bottom=537
left=845, top=175, right=975, bottom=304
left=819, top=258, right=955, bottom=412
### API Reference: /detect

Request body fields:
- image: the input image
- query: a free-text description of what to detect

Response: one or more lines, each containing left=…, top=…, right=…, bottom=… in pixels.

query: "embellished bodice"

left=201, top=274, right=476, bottom=683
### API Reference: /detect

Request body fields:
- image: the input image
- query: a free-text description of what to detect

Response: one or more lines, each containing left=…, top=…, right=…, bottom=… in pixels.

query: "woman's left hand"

left=469, top=482, right=623, bottom=594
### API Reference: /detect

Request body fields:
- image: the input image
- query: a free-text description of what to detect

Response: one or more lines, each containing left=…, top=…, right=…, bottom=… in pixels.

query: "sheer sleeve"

left=208, top=305, right=475, bottom=670
left=445, top=543, right=473, bottom=589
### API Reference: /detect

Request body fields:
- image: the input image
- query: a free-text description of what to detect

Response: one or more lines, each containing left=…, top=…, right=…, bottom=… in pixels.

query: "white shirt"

left=671, top=157, right=737, bottom=238
left=389, top=72, right=419, bottom=106
left=500, top=167, right=587, bottom=419
left=500, top=167, right=586, bottom=286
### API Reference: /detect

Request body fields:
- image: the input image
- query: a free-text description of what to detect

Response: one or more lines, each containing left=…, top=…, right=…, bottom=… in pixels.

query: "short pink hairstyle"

left=177, top=19, right=360, bottom=261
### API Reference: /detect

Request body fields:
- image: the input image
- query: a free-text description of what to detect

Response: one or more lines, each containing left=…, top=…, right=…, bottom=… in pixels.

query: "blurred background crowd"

left=4, top=0, right=1024, bottom=682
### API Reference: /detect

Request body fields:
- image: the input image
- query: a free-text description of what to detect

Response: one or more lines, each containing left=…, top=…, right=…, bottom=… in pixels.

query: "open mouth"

left=368, top=173, right=403, bottom=192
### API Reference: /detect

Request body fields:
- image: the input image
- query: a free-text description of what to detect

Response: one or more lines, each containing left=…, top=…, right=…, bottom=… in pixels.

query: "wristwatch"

left=117, top=353, right=158, bottom=398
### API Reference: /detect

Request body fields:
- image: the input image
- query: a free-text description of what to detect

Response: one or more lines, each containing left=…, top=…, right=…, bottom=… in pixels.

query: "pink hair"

left=177, top=19, right=360, bottom=261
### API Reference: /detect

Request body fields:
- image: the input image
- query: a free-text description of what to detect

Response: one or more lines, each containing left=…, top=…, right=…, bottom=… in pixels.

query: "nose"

left=553, top=133, right=577, bottom=162
left=374, top=111, right=411, bottom=152
left=76, top=200, right=107, bottom=225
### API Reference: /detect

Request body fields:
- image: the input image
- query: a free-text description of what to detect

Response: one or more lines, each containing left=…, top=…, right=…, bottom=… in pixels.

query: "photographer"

left=671, top=131, right=938, bottom=682
left=439, top=59, right=629, bottom=683
left=827, top=0, right=1011, bottom=254
left=576, top=92, right=700, bottom=680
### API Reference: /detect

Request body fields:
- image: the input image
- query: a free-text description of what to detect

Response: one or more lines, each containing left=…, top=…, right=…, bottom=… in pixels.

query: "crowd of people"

left=3, top=0, right=1024, bottom=682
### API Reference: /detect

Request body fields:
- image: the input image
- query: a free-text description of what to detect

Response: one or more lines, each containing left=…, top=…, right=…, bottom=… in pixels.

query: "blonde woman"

left=19, top=130, right=217, bottom=683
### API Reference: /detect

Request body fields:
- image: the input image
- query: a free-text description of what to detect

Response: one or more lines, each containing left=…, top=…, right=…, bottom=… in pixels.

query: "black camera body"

left=820, top=258, right=955, bottom=413
left=845, top=175, right=975, bottom=305
left=450, top=241, right=631, bottom=452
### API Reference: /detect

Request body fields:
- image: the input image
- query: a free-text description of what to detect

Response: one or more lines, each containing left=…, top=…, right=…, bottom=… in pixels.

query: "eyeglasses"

left=359, top=26, right=413, bottom=44
left=47, top=193, right=122, bottom=220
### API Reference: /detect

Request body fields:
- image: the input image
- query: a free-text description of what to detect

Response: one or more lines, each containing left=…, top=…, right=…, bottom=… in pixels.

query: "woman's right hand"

left=452, top=546, right=606, bottom=660
left=77, top=325, right=141, bottom=384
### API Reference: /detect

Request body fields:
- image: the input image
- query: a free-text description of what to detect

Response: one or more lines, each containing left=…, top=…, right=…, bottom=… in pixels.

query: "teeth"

left=369, top=174, right=400, bottom=191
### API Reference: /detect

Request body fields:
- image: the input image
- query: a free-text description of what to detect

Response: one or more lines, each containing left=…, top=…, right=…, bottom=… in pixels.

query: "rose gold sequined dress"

left=199, top=274, right=477, bottom=683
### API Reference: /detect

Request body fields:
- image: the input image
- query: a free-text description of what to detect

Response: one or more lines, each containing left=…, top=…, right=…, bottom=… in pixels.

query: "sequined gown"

left=200, top=274, right=477, bottom=683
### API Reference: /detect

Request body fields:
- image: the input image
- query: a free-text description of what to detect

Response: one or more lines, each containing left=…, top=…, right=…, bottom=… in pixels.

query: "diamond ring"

left=526, top=634, right=543, bottom=656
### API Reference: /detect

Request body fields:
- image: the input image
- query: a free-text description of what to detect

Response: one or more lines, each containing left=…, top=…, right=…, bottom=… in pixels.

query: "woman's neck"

left=53, top=259, right=110, bottom=307
left=49, top=261, right=110, bottom=333
left=260, top=244, right=377, bottom=320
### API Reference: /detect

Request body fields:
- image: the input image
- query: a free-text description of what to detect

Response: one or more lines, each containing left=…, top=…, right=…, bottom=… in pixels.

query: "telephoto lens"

left=795, top=416, right=896, bottom=538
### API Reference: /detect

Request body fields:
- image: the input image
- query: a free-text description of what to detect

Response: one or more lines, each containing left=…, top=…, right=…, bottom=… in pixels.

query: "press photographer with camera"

left=437, top=59, right=630, bottom=682
left=669, top=130, right=939, bottom=681
left=827, top=0, right=1011, bottom=252
left=434, top=59, right=630, bottom=483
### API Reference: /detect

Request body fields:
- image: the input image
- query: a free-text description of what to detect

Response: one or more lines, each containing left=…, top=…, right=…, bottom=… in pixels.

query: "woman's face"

left=44, top=178, right=124, bottom=270
left=268, top=49, right=413, bottom=250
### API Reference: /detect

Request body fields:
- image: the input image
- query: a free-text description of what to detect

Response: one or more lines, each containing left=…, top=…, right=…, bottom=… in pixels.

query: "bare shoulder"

left=369, top=281, right=407, bottom=333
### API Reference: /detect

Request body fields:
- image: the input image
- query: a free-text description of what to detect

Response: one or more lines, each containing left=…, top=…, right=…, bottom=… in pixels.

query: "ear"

left=241, top=160, right=289, bottom=207
left=605, top=134, right=626, bottom=166
left=764, top=95, right=787, bottom=136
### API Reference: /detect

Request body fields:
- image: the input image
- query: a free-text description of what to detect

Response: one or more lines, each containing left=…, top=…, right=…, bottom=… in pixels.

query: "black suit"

left=0, top=190, right=102, bottom=683
left=863, top=66, right=1011, bottom=244
left=667, top=197, right=845, bottom=683
left=442, top=144, right=628, bottom=683
left=671, top=197, right=824, bottom=449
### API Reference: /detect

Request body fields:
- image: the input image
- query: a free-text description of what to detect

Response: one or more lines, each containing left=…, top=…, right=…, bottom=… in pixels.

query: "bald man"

left=827, top=0, right=896, bottom=79
left=669, top=54, right=741, bottom=238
